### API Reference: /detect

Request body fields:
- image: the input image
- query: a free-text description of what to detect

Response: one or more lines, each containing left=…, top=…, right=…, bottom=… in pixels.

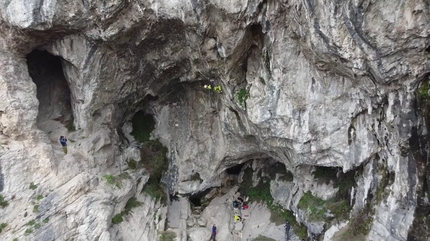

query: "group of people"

left=232, top=196, right=249, bottom=222
left=203, top=84, right=222, bottom=93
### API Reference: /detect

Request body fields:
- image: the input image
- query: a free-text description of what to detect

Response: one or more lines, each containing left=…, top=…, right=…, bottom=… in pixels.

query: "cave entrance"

left=226, top=163, right=246, bottom=175
left=189, top=188, right=213, bottom=207
left=27, top=50, right=73, bottom=136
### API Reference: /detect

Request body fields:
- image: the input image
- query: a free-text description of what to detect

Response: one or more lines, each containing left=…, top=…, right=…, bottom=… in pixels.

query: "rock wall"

left=0, top=0, right=429, bottom=240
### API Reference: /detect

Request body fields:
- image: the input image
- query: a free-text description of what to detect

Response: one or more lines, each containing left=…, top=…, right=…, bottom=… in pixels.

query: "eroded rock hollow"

left=0, top=0, right=429, bottom=241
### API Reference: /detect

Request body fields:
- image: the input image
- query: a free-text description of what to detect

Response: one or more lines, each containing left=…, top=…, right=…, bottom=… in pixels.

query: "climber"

left=233, top=200, right=239, bottom=208
left=59, top=136, right=67, bottom=154
left=234, top=215, right=242, bottom=222
left=204, top=84, right=212, bottom=90
left=242, top=202, right=249, bottom=210
left=285, top=221, right=291, bottom=240
left=210, top=224, right=217, bottom=241
left=214, top=85, right=222, bottom=93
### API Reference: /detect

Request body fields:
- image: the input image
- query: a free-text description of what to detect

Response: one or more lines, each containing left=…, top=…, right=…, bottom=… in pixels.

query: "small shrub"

left=253, top=235, right=276, bottom=241
left=33, top=205, right=39, bottom=213
left=298, top=192, right=327, bottom=222
left=36, top=195, right=44, bottom=201
left=104, top=174, right=122, bottom=188
left=13, top=238, right=18, bottom=241
left=24, top=228, right=33, bottom=236
left=43, top=218, right=49, bottom=223
left=237, top=88, right=250, bottom=106
left=112, top=214, right=123, bottom=224
left=140, top=140, right=168, bottom=182
left=29, top=182, right=38, bottom=190
left=123, top=197, right=143, bottom=216
left=159, top=231, right=176, bottom=241
left=418, top=81, right=429, bottom=99
left=34, top=223, right=41, bottom=229
left=27, top=220, right=36, bottom=226
left=0, top=223, right=7, bottom=233
left=0, top=195, right=9, bottom=208
left=143, top=178, right=167, bottom=205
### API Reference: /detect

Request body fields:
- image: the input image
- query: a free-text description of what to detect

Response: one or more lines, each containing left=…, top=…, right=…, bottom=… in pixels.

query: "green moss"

left=112, top=214, right=124, bottom=224
left=33, top=205, right=39, bottom=213
left=131, top=111, right=155, bottom=143
left=240, top=167, right=307, bottom=239
left=27, top=220, right=36, bottom=226
left=159, top=231, right=176, bottom=241
left=298, top=191, right=352, bottom=224
left=104, top=174, right=122, bottom=188
left=29, top=182, right=38, bottom=190
left=0, top=195, right=9, bottom=208
left=269, top=204, right=308, bottom=239
left=237, top=88, right=250, bottom=106
left=141, top=140, right=168, bottom=180
left=0, top=223, right=7, bottom=233
left=252, top=235, right=276, bottom=241
left=298, top=192, right=327, bottom=222
left=123, top=197, right=143, bottom=216
left=143, top=178, right=167, bottom=205
left=341, top=206, right=374, bottom=239
left=418, top=81, right=429, bottom=99
left=24, top=228, right=33, bottom=236
left=34, top=223, right=41, bottom=229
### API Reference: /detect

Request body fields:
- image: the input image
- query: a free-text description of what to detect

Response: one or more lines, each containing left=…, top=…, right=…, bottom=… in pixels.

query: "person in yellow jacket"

left=234, top=215, right=242, bottom=222
left=214, top=85, right=222, bottom=93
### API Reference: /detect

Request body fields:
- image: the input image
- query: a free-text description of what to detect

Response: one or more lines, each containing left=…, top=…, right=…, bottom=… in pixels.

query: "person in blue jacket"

left=60, top=136, right=68, bottom=154
left=210, top=224, right=216, bottom=241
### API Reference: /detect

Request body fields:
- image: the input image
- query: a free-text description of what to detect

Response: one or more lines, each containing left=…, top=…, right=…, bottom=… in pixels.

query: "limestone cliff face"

left=0, top=0, right=429, bottom=241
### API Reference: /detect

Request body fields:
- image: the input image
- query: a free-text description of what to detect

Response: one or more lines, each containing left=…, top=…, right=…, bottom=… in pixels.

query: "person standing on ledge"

left=59, top=136, right=67, bottom=154
left=210, top=224, right=216, bottom=241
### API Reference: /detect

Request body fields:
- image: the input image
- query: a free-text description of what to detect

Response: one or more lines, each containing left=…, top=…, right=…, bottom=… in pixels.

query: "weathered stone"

left=0, top=0, right=428, bottom=240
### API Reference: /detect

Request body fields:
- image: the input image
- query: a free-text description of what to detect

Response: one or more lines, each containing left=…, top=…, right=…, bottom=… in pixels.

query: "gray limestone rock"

left=0, top=0, right=428, bottom=240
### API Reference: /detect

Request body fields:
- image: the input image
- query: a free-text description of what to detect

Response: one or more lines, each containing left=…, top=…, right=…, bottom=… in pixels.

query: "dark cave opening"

left=226, top=163, right=246, bottom=175
left=189, top=188, right=212, bottom=207
left=26, top=50, right=73, bottom=133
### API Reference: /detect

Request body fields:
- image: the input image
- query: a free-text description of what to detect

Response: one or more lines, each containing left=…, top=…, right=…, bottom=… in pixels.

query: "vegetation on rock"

left=237, top=88, right=250, bottom=106
left=240, top=167, right=307, bottom=239
left=0, top=195, right=9, bottom=208
left=159, top=231, right=176, bottom=241
left=0, top=223, right=7, bottom=233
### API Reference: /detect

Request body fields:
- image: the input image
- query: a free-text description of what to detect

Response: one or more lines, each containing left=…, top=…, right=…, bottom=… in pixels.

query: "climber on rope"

left=210, top=224, right=217, bottom=241
left=204, top=84, right=212, bottom=90
left=214, top=85, right=222, bottom=93
left=59, top=136, right=68, bottom=154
